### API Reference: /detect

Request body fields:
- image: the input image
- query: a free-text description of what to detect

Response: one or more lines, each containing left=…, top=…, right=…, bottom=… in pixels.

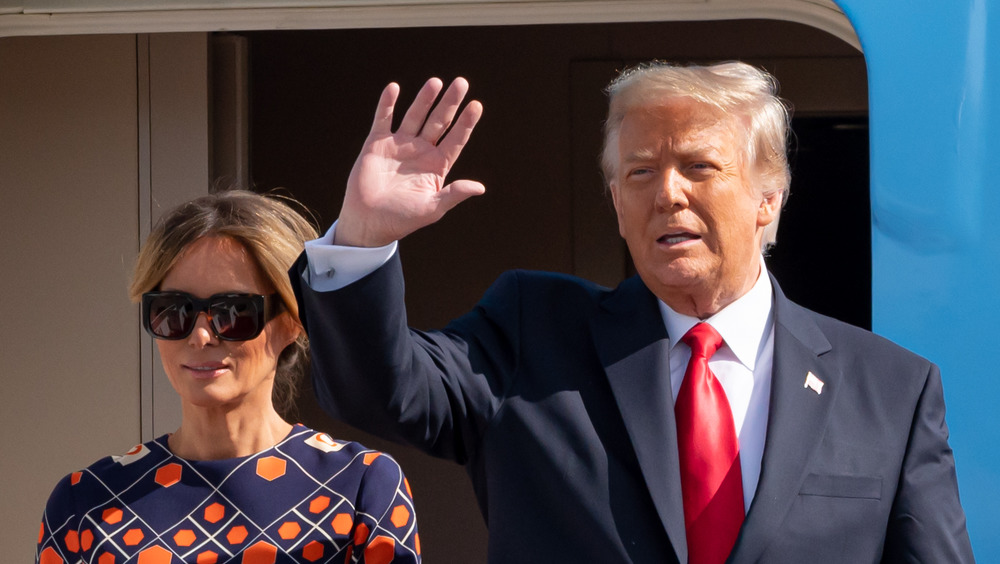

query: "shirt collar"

left=658, top=258, right=774, bottom=370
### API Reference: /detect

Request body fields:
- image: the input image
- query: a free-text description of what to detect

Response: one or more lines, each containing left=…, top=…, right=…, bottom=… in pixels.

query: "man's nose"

left=655, top=168, right=689, bottom=209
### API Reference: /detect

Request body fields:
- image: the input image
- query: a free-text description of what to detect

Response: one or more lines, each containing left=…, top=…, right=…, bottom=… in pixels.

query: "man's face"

left=609, top=97, right=780, bottom=318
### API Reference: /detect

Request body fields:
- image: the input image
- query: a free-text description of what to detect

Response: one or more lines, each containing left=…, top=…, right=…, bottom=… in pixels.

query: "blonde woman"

left=37, top=190, right=420, bottom=564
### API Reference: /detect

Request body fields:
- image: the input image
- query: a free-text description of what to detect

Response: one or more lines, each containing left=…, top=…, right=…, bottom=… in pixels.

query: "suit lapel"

left=729, top=278, right=840, bottom=563
left=591, top=276, right=688, bottom=563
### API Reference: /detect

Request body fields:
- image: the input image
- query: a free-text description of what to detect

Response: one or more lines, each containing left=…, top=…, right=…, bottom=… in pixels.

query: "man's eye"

left=628, top=168, right=652, bottom=178
left=687, top=163, right=716, bottom=176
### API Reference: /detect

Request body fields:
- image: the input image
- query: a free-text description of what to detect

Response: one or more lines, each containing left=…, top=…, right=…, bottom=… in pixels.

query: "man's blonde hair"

left=602, top=61, right=792, bottom=249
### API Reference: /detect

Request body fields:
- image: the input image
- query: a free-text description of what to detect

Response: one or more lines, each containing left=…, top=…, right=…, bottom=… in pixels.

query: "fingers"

left=396, top=77, right=479, bottom=145
left=437, top=99, right=483, bottom=166
left=419, top=77, right=470, bottom=144
left=398, top=77, right=445, bottom=137
left=369, top=82, right=401, bottom=136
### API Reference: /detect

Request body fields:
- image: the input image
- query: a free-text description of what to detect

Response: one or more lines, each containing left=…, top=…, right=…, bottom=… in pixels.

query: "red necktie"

left=675, top=323, right=744, bottom=564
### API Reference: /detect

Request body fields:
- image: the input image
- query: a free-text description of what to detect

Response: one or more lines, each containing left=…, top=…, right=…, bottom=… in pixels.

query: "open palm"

left=337, top=77, right=484, bottom=247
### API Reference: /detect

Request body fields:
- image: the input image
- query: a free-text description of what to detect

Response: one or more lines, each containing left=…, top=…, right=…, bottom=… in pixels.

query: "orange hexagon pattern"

left=81, top=529, right=94, bottom=552
left=174, top=529, right=197, bottom=547
left=331, top=513, right=353, bottom=535
left=255, top=456, right=286, bottom=481
left=243, top=540, right=278, bottom=564
left=123, top=528, right=145, bottom=546
left=155, top=463, right=182, bottom=488
left=204, top=502, right=225, bottom=523
left=390, top=505, right=410, bottom=528
left=137, top=545, right=172, bottom=564
left=64, top=530, right=80, bottom=553
left=102, top=507, right=123, bottom=524
left=365, top=535, right=396, bottom=564
left=38, top=547, right=62, bottom=564
left=353, top=523, right=370, bottom=546
left=227, top=525, right=248, bottom=545
left=309, top=495, right=330, bottom=514
left=278, top=521, right=301, bottom=540
left=37, top=427, right=420, bottom=564
left=302, top=540, right=324, bottom=562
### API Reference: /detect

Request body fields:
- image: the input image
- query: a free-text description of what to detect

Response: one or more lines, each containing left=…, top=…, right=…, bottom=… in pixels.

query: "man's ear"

left=757, top=189, right=783, bottom=227
left=609, top=181, right=627, bottom=238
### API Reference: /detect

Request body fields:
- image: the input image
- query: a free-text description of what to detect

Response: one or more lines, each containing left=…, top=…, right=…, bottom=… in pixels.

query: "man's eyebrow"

left=674, top=142, right=726, bottom=160
left=622, top=148, right=658, bottom=162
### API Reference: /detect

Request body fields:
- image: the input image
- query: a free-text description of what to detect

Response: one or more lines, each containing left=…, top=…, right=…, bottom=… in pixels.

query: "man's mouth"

left=658, top=232, right=700, bottom=245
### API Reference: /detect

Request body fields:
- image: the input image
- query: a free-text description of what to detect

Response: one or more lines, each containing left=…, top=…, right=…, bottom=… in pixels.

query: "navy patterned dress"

left=37, top=425, right=420, bottom=563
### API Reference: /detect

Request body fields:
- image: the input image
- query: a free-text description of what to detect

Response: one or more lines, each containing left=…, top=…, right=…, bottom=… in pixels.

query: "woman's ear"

left=272, top=311, right=303, bottom=351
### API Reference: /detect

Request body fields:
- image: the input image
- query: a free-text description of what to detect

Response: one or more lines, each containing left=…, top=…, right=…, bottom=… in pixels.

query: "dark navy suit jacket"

left=291, top=252, right=973, bottom=563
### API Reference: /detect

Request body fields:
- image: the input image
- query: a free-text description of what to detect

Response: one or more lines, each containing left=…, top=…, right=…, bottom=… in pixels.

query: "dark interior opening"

left=769, top=116, right=871, bottom=329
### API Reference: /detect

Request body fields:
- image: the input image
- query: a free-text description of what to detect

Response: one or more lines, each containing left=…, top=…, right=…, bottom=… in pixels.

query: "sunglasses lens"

left=210, top=297, right=261, bottom=340
left=147, top=294, right=195, bottom=339
left=143, top=292, right=271, bottom=341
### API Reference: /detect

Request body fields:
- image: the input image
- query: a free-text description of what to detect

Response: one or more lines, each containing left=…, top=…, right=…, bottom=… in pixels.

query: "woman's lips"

left=184, top=362, right=229, bottom=379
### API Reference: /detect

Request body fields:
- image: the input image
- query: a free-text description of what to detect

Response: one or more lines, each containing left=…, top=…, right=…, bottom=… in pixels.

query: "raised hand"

left=335, top=77, right=484, bottom=247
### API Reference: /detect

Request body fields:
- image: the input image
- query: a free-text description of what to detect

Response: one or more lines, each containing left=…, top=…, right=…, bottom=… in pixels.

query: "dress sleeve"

left=348, top=451, right=421, bottom=563
left=36, top=472, right=81, bottom=564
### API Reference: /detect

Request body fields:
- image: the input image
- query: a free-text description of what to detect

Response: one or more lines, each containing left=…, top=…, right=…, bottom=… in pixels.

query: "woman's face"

left=155, top=235, right=298, bottom=414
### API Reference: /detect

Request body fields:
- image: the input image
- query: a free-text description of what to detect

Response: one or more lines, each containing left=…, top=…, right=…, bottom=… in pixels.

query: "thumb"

left=434, top=179, right=486, bottom=213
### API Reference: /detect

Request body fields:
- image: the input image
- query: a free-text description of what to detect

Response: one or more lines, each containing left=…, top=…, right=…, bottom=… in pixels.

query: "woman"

left=36, top=190, right=420, bottom=564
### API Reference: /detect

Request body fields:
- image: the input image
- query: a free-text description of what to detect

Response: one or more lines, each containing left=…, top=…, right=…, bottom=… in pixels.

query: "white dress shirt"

left=303, top=221, right=396, bottom=292
left=659, top=265, right=774, bottom=512
left=304, top=222, right=776, bottom=511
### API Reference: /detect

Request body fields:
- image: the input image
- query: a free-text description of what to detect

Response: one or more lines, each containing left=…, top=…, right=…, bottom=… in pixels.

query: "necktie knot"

left=682, top=322, right=723, bottom=360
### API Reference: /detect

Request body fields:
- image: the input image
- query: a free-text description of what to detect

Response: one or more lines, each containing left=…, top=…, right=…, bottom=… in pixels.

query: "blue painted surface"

left=837, top=1, right=998, bottom=559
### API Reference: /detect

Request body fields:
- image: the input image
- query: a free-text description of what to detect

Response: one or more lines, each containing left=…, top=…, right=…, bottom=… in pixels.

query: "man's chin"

left=640, top=259, right=708, bottom=288
left=638, top=266, right=711, bottom=300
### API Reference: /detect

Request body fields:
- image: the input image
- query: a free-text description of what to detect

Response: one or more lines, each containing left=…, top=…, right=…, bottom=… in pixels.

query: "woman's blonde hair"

left=129, top=190, right=319, bottom=417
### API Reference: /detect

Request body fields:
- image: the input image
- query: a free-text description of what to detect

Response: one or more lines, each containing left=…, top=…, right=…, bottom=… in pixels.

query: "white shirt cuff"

left=302, top=220, right=397, bottom=292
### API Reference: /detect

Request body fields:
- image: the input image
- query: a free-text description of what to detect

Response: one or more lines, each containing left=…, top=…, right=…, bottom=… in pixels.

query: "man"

left=291, top=62, right=974, bottom=562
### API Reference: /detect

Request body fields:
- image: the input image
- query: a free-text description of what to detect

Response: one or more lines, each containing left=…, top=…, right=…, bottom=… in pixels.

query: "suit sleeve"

left=291, top=250, right=520, bottom=464
left=882, top=362, right=975, bottom=562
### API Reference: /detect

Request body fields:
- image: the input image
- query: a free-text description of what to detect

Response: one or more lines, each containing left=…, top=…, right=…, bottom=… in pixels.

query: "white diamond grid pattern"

left=37, top=426, right=419, bottom=563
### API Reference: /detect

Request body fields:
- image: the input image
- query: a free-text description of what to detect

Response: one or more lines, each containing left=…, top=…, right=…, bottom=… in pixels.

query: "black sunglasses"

left=142, top=291, right=283, bottom=342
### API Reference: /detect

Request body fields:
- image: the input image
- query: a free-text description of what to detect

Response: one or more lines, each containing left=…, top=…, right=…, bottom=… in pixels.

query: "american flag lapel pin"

left=804, top=371, right=824, bottom=395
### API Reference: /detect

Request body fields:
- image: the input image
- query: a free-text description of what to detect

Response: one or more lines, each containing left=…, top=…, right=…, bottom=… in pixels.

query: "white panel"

left=12, top=0, right=707, bottom=12
left=0, top=0, right=859, bottom=51
left=212, top=33, right=251, bottom=189
left=146, top=32, right=212, bottom=437
left=0, top=33, right=140, bottom=559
